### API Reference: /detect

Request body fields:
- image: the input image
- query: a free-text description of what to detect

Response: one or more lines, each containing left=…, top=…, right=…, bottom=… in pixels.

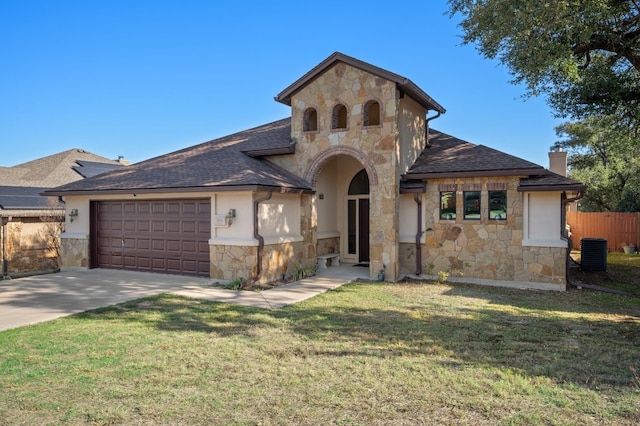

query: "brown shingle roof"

left=0, top=149, right=123, bottom=188
left=404, top=129, right=547, bottom=178
left=44, top=119, right=313, bottom=196
left=275, top=52, right=446, bottom=114
left=518, top=172, right=587, bottom=192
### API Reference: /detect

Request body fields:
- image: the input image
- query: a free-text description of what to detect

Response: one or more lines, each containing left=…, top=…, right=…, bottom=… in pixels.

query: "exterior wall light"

left=68, top=208, right=79, bottom=223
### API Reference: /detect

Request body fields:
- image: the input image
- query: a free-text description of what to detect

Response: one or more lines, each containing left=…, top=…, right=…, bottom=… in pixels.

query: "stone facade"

left=270, top=62, right=426, bottom=280
left=2, top=218, right=63, bottom=276
left=210, top=241, right=307, bottom=284
left=317, top=236, right=340, bottom=256
left=398, top=177, right=567, bottom=289
left=60, top=236, right=89, bottom=270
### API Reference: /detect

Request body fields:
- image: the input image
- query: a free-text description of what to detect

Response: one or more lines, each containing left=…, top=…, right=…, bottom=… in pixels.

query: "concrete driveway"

left=0, top=265, right=364, bottom=332
left=0, top=269, right=211, bottom=332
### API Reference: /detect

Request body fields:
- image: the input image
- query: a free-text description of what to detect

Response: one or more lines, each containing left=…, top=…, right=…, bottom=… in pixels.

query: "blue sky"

left=1, top=0, right=563, bottom=169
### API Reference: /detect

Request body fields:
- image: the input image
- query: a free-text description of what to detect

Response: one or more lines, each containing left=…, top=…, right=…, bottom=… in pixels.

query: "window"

left=332, top=104, right=348, bottom=130
left=303, top=108, right=318, bottom=132
left=463, top=191, right=481, bottom=220
left=440, top=191, right=456, bottom=220
left=348, top=169, right=369, bottom=195
left=489, top=191, right=507, bottom=220
left=363, top=100, right=380, bottom=126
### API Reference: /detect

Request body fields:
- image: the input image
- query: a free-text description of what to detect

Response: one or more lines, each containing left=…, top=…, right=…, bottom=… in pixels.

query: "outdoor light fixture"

left=68, top=208, right=79, bottom=223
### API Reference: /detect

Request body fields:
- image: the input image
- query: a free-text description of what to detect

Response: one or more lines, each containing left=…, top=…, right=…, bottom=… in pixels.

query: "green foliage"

left=224, top=277, right=245, bottom=290
left=553, top=115, right=640, bottom=211
left=448, top=1, right=640, bottom=123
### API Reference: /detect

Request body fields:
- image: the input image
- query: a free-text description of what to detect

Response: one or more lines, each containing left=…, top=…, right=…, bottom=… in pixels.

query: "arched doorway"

left=346, top=169, right=369, bottom=263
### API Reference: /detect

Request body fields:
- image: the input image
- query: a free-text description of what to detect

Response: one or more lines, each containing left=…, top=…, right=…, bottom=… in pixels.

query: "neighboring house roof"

left=0, top=186, right=63, bottom=210
left=275, top=52, right=446, bottom=114
left=44, top=119, right=314, bottom=196
left=0, top=148, right=124, bottom=188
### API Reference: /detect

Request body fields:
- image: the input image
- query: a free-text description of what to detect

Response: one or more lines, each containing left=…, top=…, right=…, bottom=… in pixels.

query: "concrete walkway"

left=0, top=264, right=369, bottom=332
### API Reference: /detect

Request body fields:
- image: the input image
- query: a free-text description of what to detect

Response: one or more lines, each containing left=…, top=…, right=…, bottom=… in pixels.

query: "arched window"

left=348, top=169, right=369, bottom=195
left=332, top=104, right=348, bottom=130
left=363, top=100, right=380, bottom=126
left=303, top=108, right=318, bottom=132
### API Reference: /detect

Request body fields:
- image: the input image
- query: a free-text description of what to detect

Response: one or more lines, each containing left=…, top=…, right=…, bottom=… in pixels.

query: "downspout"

left=413, top=192, right=423, bottom=275
left=251, top=191, right=272, bottom=283
left=561, top=191, right=585, bottom=286
left=425, top=111, right=442, bottom=147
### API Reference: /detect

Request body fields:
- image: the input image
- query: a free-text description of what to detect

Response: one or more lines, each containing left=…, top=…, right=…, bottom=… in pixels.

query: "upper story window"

left=332, top=103, right=348, bottom=130
left=303, top=108, right=318, bottom=132
left=363, top=100, right=380, bottom=126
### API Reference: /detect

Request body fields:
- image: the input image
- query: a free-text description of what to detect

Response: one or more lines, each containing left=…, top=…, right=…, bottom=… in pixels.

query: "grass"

left=1, top=266, right=639, bottom=424
left=570, top=251, right=640, bottom=296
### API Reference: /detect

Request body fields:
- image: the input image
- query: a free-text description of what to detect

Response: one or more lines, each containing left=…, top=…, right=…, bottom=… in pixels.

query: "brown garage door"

left=93, top=199, right=210, bottom=277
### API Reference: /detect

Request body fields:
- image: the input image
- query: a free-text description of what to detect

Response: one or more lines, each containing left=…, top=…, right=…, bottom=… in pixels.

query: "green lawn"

left=1, top=277, right=639, bottom=424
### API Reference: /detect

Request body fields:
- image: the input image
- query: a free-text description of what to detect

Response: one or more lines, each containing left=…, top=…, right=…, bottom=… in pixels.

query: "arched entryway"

left=308, top=147, right=377, bottom=267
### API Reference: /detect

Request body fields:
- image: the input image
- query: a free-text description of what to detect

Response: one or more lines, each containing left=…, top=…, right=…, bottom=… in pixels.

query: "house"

left=0, top=149, right=127, bottom=277
left=44, top=52, right=585, bottom=290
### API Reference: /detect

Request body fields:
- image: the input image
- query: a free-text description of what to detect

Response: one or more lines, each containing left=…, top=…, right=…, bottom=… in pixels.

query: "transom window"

left=348, top=169, right=369, bottom=195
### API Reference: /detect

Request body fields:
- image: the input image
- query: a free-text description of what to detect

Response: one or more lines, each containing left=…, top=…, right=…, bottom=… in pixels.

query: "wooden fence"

left=567, top=211, right=640, bottom=252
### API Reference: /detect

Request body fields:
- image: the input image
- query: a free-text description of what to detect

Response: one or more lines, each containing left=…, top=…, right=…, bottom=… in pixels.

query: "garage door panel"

left=96, top=199, right=210, bottom=277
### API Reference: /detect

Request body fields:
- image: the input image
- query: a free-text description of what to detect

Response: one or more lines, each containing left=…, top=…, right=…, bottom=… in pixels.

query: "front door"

left=346, top=196, right=370, bottom=263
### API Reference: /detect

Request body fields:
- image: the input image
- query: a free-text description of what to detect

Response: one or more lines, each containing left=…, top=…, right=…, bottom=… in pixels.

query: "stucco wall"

left=398, top=96, right=427, bottom=176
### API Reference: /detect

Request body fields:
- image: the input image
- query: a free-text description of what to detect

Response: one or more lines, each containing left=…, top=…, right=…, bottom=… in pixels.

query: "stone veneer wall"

left=4, top=219, right=62, bottom=275
left=60, top=236, right=89, bottom=269
left=268, top=62, right=417, bottom=280
left=398, top=177, right=567, bottom=288
left=210, top=241, right=307, bottom=283
left=317, top=236, right=340, bottom=256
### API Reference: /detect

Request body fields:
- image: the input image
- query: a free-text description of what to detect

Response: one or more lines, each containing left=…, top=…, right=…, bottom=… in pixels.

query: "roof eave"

left=43, top=184, right=315, bottom=197
left=403, top=169, right=547, bottom=180
left=517, top=184, right=587, bottom=192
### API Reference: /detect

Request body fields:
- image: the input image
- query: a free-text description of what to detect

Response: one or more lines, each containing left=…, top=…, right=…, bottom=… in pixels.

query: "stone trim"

left=487, top=182, right=508, bottom=191
left=438, top=184, right=457, bottom=192
left=305, top=146, right=379, bottom=187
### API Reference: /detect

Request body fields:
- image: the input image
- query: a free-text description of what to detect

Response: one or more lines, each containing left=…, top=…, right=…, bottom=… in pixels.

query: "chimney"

left=548, top=150, right=567, bottom=177
left=117, top=156, right=131, bottom=166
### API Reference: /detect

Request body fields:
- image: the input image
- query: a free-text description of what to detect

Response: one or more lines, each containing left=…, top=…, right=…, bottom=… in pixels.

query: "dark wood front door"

left=92, top=199, right=210, bottom=277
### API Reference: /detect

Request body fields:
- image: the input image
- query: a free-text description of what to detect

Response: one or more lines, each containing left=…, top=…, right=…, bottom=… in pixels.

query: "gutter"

left=250, top=191, right=273, bottom=283
left=413, top=193, right=423, bottom=275
left=425, top=111, right=442, bottom=148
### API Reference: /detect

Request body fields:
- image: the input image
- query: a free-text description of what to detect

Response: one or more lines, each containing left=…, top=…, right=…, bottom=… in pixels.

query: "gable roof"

left=403, top=129, right=585, bottom=192
left=275, top=52, right=446, bottom=114
left=0, top=149, right=124, bottom=188
left=404, top=129, right=547, bottom=179
left=44, top=119, right=313, bottom=196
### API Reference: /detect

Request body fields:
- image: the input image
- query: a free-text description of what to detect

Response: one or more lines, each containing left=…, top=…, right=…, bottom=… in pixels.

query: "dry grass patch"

left=0, top=281, right=638, bottom=425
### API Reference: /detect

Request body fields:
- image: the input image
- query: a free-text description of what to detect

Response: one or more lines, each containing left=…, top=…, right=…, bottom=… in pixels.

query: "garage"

left=91, top=199, right=211, bottom=277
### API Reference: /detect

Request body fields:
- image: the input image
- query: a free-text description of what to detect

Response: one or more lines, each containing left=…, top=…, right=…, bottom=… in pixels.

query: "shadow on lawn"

left=83, top=288, right=640, bottom=390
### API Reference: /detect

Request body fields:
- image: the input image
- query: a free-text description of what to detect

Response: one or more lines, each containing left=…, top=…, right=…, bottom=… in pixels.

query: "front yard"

left=1, top=259, right=639, bottom=424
